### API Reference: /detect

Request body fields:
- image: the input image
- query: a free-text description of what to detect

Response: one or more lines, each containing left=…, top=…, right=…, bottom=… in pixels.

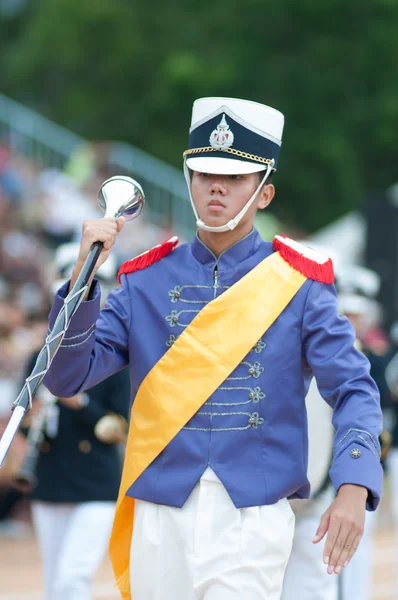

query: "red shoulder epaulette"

left=117, top=236, right=179, bottom=283
left=272, top=234, right=334, bottom=284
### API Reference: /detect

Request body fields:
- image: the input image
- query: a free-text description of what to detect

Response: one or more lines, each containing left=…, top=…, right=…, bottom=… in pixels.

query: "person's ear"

left=257, top=184, right=275, bottom=210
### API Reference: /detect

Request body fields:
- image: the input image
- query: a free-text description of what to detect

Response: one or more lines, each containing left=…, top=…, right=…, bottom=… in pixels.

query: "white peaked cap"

left=336, top=264, right=381, bottom=298
left=185, top=97, right=284, bottom=175
left=337, top=294, right=377, bottom=316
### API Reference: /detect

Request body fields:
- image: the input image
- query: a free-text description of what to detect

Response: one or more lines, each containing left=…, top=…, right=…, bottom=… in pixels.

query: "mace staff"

left=0, top=175, right=145, bottom=468
left=13, top=386, right=58, bottom=493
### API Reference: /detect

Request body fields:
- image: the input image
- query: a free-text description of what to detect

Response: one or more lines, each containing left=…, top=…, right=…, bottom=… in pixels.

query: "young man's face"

left=191, top=171, right=274, bottom=231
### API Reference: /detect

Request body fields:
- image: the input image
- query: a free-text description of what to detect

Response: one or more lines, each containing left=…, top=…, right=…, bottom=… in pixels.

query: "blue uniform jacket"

left=44, top=229, right=383, bottom=510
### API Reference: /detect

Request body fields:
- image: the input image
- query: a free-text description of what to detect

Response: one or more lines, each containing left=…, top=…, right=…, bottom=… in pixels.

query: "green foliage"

left=1, top=0, right=398, bottom=231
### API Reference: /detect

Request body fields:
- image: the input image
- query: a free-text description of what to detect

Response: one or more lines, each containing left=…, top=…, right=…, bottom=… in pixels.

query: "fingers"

left=341, top=532, right=362, bottom=569
left=326, top=520, right=350, bottom=574
left=320, top=488, right=366, bottom=576
left=324, top=516, right=363, bottom=575
left=81, top=218, right=121, bottom=255
left=313, top=512, right=330, bottom=544
left=322, top=514, right=341, bottom=570
left=333, top=529, right=358, bottom=572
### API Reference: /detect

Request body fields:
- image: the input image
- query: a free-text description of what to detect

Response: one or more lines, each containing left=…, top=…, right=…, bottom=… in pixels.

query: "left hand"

left=94, top=414, right=128, bottom=444
left=313, top=484, right=367, bottom=575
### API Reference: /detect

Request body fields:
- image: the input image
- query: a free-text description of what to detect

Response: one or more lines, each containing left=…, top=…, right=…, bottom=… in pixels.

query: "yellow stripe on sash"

left=110, top=251, right=307, bottom=599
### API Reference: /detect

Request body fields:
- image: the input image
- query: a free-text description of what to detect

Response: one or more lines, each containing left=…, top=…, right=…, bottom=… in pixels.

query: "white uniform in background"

left=281, top=379, right=337, bottom=600
left=340, top=510, right=377, bottom=600
left=283, top=266, right=383, bottom=600
left=32, top=501, right=115, bottom=600
left=386, top=448, right=398, bottom=600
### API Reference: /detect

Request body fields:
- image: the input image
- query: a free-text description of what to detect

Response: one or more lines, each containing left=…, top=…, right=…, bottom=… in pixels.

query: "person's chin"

left=204, top=209, right=229, bottom=223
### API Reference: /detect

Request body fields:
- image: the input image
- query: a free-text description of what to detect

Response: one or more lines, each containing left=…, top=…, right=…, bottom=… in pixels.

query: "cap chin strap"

left=183, top=159, right=274, bottom=233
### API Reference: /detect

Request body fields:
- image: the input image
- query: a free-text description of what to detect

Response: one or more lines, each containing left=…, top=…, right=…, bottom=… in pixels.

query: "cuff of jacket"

left=48, top=280, right=101, bottom=343
left=329, top=441, right=384, bottom=511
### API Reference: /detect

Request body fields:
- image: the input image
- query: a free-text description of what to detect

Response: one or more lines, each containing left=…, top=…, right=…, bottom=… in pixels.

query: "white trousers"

left=130, top=468, right=295, bottom=600
left=32, top=500, right=115, bottom=600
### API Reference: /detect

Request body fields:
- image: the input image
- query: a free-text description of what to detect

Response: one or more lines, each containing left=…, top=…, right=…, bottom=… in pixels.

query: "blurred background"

left=0, top=0, right=398, bottom=598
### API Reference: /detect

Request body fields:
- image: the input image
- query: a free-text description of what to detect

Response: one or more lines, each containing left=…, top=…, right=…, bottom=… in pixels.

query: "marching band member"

left=24, top=244, right=130, bottom=600
left=44, top=97, right=383, bottom=600
left=385, top=388, right=398, bottom=599
left=283, top=264, right=385, bottom=600
left=385, top=327, right=398, bottom=600
left=336, top=266, right=388, bottom=600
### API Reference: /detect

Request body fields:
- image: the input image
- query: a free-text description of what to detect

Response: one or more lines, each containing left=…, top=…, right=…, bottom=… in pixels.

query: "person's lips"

left=208, top=199, right=225, bottom=208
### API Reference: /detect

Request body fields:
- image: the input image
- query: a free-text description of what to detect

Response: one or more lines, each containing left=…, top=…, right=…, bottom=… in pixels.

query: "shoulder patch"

left=117, top=236, right=178, bottom=283
left=272, top=234, right=334, bottom=284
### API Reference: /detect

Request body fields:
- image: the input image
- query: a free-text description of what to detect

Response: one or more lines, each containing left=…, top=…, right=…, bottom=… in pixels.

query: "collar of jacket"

left=191, top=227, right=264, bottom=268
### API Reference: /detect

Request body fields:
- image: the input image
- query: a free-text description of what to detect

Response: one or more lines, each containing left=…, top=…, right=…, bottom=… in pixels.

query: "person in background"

left=336, top=264, right=388, bottom=600
left=283, top=263, right=388, bottom=600
left=383, top=324, right=398, bottom=600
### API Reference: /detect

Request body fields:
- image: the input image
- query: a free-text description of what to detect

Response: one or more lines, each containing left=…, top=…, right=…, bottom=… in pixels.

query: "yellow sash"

left=110, top=251, right=307, bottom=599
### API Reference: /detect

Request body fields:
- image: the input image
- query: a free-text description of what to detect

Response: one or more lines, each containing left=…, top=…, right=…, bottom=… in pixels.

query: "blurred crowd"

left=0, top=139, right=169, bottom=532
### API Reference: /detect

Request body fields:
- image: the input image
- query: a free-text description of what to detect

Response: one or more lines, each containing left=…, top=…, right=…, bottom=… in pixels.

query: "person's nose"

left=209, top=177, right=227, bottom=195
